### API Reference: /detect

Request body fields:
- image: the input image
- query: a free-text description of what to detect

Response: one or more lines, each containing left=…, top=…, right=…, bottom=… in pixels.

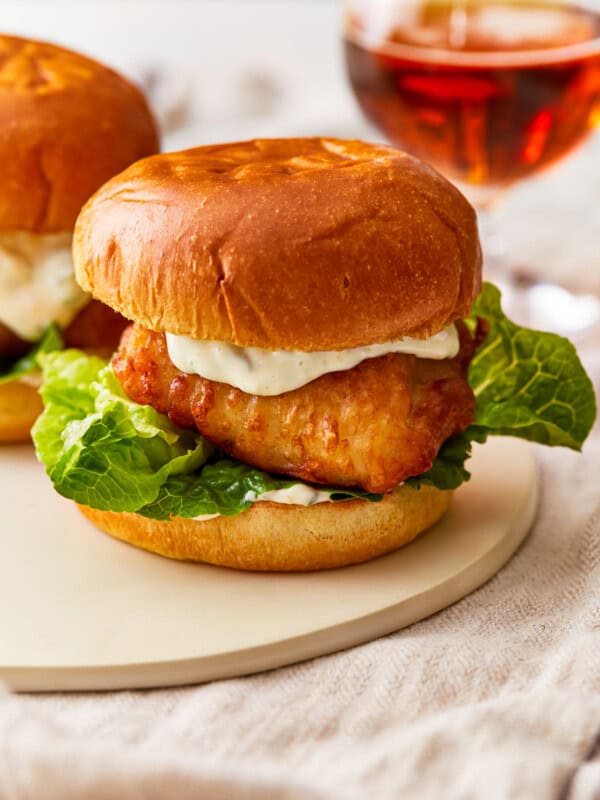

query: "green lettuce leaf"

left=32, top=350, right=379, bottom=518
left=469, top=283, right=596, bottom=449
left=406, top=428, right=487, bottom=491
left=411, top=282, right=596, bottom=491
left=0, top=324, right=63, bottom=385
left=140, top=459, right=379, bottom=521
left=33, top=350, right=211, bottom=513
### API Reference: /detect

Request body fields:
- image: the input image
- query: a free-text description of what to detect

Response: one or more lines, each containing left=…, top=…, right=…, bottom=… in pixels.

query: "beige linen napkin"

left=0, top=352, right=598, bottom=800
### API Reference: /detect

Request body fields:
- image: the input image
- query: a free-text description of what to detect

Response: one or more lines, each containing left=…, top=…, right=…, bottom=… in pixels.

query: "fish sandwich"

left=32, top=138, right=596, bottom=570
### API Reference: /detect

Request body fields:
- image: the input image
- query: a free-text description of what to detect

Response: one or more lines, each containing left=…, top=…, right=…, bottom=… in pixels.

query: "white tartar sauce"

left=244, top=484, right=333, bottom=506
left=193, top=482, right=334, bottom=521
left=0, top=231, right=89, bottom=341
left=166, top=324, right=459, bottom=396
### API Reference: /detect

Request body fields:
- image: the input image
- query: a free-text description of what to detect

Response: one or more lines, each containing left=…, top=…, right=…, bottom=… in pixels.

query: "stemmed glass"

left=343, top=0, right=600, bottom=335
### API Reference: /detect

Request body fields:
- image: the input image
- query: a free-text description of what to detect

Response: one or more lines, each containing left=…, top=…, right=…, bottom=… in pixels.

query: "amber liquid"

left=345, top=0, right=600, bottom=188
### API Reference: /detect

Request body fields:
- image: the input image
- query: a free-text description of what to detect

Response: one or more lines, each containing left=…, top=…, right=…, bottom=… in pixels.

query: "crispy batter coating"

left=113, top=324, right=479, bottom=493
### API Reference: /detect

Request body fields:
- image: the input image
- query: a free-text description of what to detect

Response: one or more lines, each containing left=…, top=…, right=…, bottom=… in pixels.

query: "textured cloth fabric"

left=0, top=348, right=598, bottom=799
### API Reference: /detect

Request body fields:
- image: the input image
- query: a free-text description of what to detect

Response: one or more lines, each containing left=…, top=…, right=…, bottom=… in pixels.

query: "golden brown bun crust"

left=0, top=35, right=159, bottom=233
left=74, top=138, right=482, bottom=350
left=77, top=484, right=452, bottom=571
left=0, top=379, right=43, bottom=443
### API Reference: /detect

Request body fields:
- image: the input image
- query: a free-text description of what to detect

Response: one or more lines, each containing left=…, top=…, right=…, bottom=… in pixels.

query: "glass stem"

left=474, top=200, right=600, bottom=337
left=474, top=198, right=538, bottom=327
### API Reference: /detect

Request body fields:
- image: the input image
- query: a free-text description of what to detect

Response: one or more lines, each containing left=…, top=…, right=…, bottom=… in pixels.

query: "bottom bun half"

left=0, top=379, right=43, bottom=443
left=78, top=484, right=452, bottom=571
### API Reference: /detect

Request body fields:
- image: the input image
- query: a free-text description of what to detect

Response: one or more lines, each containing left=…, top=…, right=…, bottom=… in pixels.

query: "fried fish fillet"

left=1, top=301, right=128, bottom=363
left=0, top=322, right=28, bottom=360
left=114, top=323, right=479, bottom=493
left=63, top=300, right=129, bottom=353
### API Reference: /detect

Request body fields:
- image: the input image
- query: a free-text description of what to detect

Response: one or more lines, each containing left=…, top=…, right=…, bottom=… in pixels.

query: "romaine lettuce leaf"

left=33, top=350, right=211, bottom=513
left=409, top=282, right=596, bottom=490
left=406, top=428, right=487, bottom=491
left=140, top=459, right=379, bottom=521
left=0, top=324, right=63, bottom=385
left=469, top=283, right=596, bottom=449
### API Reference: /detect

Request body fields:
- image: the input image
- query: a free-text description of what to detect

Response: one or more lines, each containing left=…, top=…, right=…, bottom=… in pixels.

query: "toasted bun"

left=0, top=379, right=43, bottom=443
left=0, top=35, right=158, bottom=441
left=77, top=484, right=451, bottom=571
left=74, top=138, right=481, bottom=350
left=0, top=34, right=159, bottom=233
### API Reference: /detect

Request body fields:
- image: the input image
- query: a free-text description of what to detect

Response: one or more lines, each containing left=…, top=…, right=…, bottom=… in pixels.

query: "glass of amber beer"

left=344, top=0, right=600, bottom=331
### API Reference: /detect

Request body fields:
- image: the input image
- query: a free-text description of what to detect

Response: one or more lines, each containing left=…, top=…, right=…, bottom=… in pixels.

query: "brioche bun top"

left=74, top=138, right=482, bottom=351
left=0, top=34, right=159, bottom=233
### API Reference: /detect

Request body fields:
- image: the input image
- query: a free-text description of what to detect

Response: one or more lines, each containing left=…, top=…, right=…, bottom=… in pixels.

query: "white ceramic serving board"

left=0, top=437, right=537, bottom=692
